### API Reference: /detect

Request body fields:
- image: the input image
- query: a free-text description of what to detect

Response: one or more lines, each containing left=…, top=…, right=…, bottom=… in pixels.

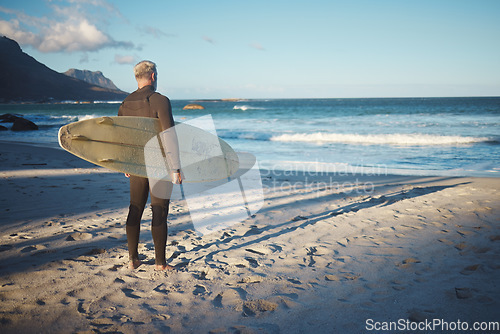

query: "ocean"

left=1, top=97, right=499, bottom=177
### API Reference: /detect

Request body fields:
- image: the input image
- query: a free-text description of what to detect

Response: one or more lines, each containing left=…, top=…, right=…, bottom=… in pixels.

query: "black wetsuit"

left=118, top=85, right=177, bottom=266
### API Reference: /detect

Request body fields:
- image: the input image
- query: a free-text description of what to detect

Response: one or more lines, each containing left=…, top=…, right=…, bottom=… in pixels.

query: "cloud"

left=0, top=2, right=136, bottom=53
left=250, top=42, right=265, bottom=51
left=138, top=25, right=175, bottom=39
left=0, top=19, right=41, bottom=46
left=37, top=19, right=120, bottom=52
left=203, top=35, right=216, bottom=44
left=114, top=54, right=136, bottom=65
left=65, top=0, right=121, bottom=16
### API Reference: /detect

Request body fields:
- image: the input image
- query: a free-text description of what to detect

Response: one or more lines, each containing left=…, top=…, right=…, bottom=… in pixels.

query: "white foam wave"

left=270, top=132, right=490, bottom=146
left=233, top=105, right=264, bottom=111
left=78, top=114, right=104, bottom=121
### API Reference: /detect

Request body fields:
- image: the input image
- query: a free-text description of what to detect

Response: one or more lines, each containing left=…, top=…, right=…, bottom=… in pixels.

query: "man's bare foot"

left=128, top=260, right=142, bottom=269
left=155, top=264, right=175, bottom=271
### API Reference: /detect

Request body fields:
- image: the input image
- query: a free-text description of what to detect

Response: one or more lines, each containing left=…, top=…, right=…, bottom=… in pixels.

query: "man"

left=118, top=60, right=182, bottom=270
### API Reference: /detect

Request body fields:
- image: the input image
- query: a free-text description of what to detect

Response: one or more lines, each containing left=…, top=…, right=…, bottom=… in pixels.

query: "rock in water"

left=0, top=113, right=22, bottom=122
left=183, top=104, right=205, bottom=110
left=11, top=117, right=38, bottom=131
left=1, top=113, right=38, bottom=131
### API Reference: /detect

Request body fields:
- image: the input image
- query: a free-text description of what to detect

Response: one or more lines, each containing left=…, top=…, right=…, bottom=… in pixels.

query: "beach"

left=0, top=141, right=498, bottom=333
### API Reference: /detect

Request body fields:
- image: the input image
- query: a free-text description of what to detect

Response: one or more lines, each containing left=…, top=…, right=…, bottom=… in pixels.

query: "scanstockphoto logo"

left=144, top=115, right=264, bottom=236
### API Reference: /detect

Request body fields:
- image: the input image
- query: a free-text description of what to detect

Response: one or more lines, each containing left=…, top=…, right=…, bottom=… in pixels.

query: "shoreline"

left=0, top=142, right=499, bottom=333
left=2, top=139, right=498, bottom=179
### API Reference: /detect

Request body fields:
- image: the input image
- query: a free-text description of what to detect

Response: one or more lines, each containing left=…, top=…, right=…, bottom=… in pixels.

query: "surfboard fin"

left=71, top=134, right=89, bottom=141
left=98, top=158, right=115, bottom=163
left=98, top=117, right=114, bottom=125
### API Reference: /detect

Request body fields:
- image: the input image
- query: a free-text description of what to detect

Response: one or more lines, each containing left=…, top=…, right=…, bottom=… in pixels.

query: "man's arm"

left=150, top=94, right=182, bottom=184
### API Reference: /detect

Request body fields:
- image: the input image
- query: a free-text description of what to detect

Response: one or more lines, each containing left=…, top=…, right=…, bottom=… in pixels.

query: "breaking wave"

left=233, top=105, right=265, bottom=111
left=270, top=132, right=492, bottom=146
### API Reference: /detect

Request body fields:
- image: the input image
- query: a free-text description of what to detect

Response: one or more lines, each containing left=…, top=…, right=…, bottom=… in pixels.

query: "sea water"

left=1, top=97, right=499, bottom=177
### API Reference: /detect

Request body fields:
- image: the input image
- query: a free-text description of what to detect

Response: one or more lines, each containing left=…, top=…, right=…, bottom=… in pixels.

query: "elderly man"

left=118, top=60, right=181, bottom=270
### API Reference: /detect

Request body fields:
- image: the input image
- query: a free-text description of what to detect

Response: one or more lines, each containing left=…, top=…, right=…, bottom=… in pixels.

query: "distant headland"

left=0, top=36, right=128, bottom=103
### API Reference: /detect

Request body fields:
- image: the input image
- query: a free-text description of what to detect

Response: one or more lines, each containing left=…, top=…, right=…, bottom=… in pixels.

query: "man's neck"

left=138, top=83, right=152, bottom=89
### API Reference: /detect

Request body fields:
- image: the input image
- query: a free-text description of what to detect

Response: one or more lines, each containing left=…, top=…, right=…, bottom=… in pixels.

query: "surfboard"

left=58, top=116, right=239, bottom=182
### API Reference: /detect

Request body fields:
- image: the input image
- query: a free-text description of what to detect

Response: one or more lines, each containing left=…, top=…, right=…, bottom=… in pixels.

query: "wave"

left=218, top=130, right=272, bottom=141
left=233, top=105, right=265, bottom=111
left=270, top=132, right=492, bottom=146
left=77, top=114, right=105, bottom=121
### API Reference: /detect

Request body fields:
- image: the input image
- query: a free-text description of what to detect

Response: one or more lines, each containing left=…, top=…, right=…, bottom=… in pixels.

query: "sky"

left=1, top=0, right=499, bottom=99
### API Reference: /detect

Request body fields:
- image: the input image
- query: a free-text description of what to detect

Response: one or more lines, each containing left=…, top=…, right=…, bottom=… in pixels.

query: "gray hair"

left=134, top=60, right=157, bottom=79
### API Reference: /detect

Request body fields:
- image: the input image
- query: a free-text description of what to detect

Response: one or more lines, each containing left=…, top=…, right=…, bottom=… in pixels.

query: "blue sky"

left=1, top=0, right=499, bottom=99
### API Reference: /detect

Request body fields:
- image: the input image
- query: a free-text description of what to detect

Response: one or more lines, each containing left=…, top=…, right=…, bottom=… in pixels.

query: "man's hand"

left=172, top=171, right=182, bottom=184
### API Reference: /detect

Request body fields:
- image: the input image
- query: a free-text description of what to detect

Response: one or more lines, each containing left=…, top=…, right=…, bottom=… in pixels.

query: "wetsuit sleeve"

left=149, top=94, right=181, bottom=171
left=150, top=94, right=175, bottom=129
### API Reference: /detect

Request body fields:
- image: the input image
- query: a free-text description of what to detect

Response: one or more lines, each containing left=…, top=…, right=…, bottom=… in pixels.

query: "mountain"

left=64, top=69, right=120, bottom=91
left=0, top=36, right=128, bottom=103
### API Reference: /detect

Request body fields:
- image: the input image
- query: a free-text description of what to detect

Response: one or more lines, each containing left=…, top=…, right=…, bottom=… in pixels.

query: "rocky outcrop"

left=12, top=118, right=38, bottom=131
left=182, top=104, right=205, bottom=110
left=64, top=69, right=121, bottom=91
left=0, top=113, right=38, bottom=131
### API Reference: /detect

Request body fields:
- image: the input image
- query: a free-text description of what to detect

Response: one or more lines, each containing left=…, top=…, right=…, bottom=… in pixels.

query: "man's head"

left=134, top=60, right=157, bottom=90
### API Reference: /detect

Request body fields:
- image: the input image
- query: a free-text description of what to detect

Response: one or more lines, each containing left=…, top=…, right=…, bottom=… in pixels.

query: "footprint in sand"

left=108, top=264, right=123, bottom=271
left=122, top=288, right=141, bottom=299
left=455, top=287, right=475, bottom=299
left=86, top=248, right=106, bottom=255
left=473, top=247, right=491, bottom=254
left=437, top=238, right=454, bottom=245
left=396, top=258, right=422, bottom=269
left=402, top=258, right=421, bottom=264
left=193, top=284, right=207, bottom=296
left=286, top=278, right=302, bottom=285
left=274, top=286, right=300, bottom=300
left=325, top=273, right=360, bottom=281
left=0, top=244, right=13, bottom=252
left=66, top=232, right=93, bottom=241
left=153, top=283, right=170, bottom=295
left=460, top=264, right=482, bottom=275
left=243, top=225, right=264, bottom=236
left=268, top=244, right=283, bottom=253
left=391, top=280, right=406, bottom=291
left=20, top=245, right=39, bottom=253
left=213, top=288, right=246, bottom=309
left=245, top=257, right=259, bottom=268
left=408, top=309, right=436, bottom=322
left=239, top=275, right=264, bottom=284
left=457, top=230, right=475, bottom=237
left=242, top=299, right=278, bottom=317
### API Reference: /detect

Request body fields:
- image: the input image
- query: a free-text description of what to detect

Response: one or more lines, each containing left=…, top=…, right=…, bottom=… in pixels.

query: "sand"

left=0, top=141, right=499, bottom=333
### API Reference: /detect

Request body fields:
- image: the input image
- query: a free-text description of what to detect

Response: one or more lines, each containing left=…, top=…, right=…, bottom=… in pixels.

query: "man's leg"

left=150, top=180, right=173, bottom=270
left=126, top=176, right=149, bottom=268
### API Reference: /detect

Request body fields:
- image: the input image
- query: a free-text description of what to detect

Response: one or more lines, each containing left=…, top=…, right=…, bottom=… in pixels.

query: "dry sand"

left=0, top=141, right=499, bottom=333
